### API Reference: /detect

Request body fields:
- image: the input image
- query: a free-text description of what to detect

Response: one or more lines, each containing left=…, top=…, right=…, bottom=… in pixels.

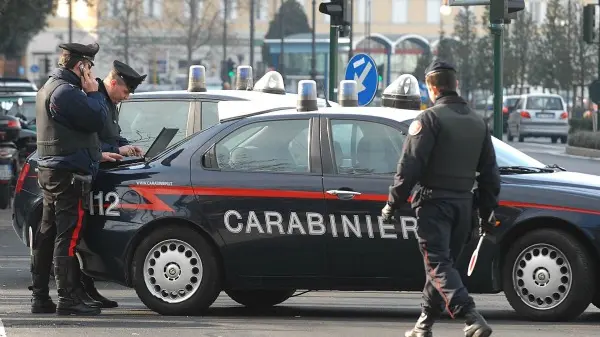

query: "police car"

left=12, top=76, right=600, bottom=323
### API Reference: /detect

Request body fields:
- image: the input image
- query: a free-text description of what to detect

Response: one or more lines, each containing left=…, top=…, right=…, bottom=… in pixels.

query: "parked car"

left=506, top=93, right=569, bottom=143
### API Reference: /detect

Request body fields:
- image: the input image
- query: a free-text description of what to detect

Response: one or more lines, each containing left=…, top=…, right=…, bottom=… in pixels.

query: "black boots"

left=30, top=251, right=56, bottom=313
left=80, top=272, right=118, bottom=308
left=54, top=256, right=101, bottom=316
left=405, top=310, right=438, bottom=337
left=463, top=308, right=493, bottom=337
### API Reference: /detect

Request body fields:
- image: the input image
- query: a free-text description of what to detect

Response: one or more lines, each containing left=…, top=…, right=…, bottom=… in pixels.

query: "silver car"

left=506, top=93, right=568, bottom=143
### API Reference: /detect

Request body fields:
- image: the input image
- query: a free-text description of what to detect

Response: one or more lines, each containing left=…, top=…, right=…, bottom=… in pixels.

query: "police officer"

left=30, top=42, right=123, bottom=316
left=381, top=60, right=500, bottom=337
left=71, top=60, right=147, bottom=309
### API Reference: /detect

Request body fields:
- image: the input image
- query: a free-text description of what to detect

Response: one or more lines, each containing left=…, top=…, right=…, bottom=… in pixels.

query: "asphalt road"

left=505, top=135, right=600, bottom=175
left=1, top=144, right=599, bottom=336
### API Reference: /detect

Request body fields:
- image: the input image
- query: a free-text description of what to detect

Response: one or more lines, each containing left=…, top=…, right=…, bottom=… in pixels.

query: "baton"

left=467, top=232, right=485, bottom=277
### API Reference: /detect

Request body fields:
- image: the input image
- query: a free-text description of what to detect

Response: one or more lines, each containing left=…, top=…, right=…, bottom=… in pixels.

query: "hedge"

left=569, top=117, right=593, bottom=133
left=568, top=131, right=600, bottom=150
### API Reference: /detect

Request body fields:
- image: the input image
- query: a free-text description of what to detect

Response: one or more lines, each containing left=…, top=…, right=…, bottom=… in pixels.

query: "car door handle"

left=326, top=189, right=361, bottom=200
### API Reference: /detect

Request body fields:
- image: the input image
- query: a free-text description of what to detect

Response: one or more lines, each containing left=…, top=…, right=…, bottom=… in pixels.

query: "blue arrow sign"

left=344, top=53, right=378, bottom=106
left=30, top=64, right=39, bottom=73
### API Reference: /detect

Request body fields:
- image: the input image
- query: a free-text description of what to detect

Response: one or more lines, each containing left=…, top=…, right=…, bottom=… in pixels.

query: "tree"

left=261, top=0, right=311, bottom=67
left=508, top=10, right=536, bottom=94
left=412, top=50, right=433, bottom=82
left=98, top=0, right=145, bottom=65
left=502, top=18, right=519, bottom=92
left=473, top=6, right=493, bottom=93
left=569, top=0, right=596, bottom=108
left=529, top=0, right=570, bottom=92
left=0, top=0, right=58, bottom=58
left=164, top=0, right=221, bottom=69
left=452, top=7, right=478, bottom=100
left=436, top=29, right=455, bottom=66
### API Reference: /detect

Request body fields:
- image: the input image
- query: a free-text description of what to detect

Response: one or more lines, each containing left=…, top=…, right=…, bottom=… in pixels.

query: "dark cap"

left=425, top=59, right=456, bottom=77
left=112, top=60, right=147, bottom=93
left=58, top=42, right=100, bottom=65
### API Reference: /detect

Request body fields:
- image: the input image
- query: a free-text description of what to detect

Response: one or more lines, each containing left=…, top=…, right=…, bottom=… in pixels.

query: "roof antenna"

left=320, top=81, right=332, bottom=107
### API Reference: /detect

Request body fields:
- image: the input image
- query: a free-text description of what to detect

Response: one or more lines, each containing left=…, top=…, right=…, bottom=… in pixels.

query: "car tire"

left=551, top=136, right=558, bottom=144
left=226, top=289, right=296, bottom=309
left=131, top=225, right=222, bottom=316
left=560, top=136, right=567, bottom=144
left=507, top=128, right=514, bottom=142
left=502, top=228, right=595, bottom=321
left=0, top=184, right=11, bottom=209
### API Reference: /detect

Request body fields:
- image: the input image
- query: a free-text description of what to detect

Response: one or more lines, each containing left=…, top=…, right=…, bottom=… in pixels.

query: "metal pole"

left=279, top=0, right=285, bottom=79
left=348, top=0, right=353, bottom=60
left=329, top=25, right=338, bottom=101
left=68, top=0, right=73, bottom=43
left=597, top=0, right=600, bottom=79
left=311, top=0, right=316, bottom=81
left=223, top=0, right=228, bottom=64
left=250, top=0, right=255, bottom=70
left=491, top=21, right=504, bottom=139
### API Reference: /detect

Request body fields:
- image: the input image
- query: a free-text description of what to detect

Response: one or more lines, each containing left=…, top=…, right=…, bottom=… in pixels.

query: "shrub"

left=569, top=118, right=593, bottom=133
left=567, top=131, right=600, bottom=150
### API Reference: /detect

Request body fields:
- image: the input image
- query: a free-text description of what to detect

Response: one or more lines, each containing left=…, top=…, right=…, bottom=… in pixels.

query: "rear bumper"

left=519, top=122, right=568, bottom=137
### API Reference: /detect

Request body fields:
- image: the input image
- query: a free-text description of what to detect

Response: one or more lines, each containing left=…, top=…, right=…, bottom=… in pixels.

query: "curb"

left=565, top=145, right=600, bottom=158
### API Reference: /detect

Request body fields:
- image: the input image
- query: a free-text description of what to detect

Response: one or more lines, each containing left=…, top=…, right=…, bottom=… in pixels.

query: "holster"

left=71, top=173, right=93, bottom=210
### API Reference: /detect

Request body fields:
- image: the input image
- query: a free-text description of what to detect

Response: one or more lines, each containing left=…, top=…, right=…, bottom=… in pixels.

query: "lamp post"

left=68, top=0, right=73, bottom=43
left=279, top=0, right=285, bottom=80
left=311, top=0, right=316, bottom=81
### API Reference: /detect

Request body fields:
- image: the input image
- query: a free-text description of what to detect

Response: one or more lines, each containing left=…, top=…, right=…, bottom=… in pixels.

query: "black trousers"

left=415, top=196, right=476, bottom=319
left=34, top=167, right=86, bottom=259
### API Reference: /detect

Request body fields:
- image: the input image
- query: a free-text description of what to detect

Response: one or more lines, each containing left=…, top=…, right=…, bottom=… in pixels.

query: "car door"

left=191, top=116, right=329, bottom=284
left=319, top=115, right=422, bottom=286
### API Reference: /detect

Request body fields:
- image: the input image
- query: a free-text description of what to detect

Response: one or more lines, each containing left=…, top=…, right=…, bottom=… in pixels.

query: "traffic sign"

left=30, top=64, right=39, bottom=73
left=344, top=53, right=378, bottom=106
left=589, top=79, right=600, bottom=104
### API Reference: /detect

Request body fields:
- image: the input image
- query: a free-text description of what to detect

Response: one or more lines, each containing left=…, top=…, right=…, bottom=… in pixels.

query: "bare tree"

left=98, top=0, right=146, bottom=65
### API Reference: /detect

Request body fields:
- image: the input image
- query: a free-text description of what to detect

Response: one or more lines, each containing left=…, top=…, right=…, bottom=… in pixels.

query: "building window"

left=391, top=0, right=407, bottom=23
left=183, top=0, right=204, bottom=19
left=221, top=0, right=238, bottom=20
left=144, top=0, right=162, bottom=18
left=426, top=0, right=440, bottom=24
left=107, top=0, right=122, bottom=17
left=255, top=0, right=268, bottom=21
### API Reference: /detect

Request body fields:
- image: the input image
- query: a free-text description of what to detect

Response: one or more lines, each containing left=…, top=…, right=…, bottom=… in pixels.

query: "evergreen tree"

left=569, top=0, right=597, bottom=108
left=473, top=6, right=493, bottom=93
left=508, top=10, right=536, bottom=94
left=412, top=50, right=433, bottom=82
left=453, top=6, right=478, bottom=100
left=436, top=29, right=455, bottom=66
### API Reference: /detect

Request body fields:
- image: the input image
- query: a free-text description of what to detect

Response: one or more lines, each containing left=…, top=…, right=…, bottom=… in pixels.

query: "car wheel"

left=502, top=229, right=595, bottom=321
left=131, top=225, right=222, bottom=315
left=560, top=136, right=567, bottom=144
left=507, top=128, right=514, bottom=142
left=226, top=289, right=296, bottom=308
left=551, top=136, right=558, bottom=144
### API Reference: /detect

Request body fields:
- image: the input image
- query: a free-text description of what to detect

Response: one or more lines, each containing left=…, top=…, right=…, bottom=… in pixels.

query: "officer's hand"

left=81, top=69, right=98, bottom=93
left=132, top=145, right=143, bottom=156
left=381, top=203, right=395, bottom=223
left=101, top=152, right=124, bottom=162
left=119, top=145, right=142, bottom=157
left=480, top=210, right=498, bottom=234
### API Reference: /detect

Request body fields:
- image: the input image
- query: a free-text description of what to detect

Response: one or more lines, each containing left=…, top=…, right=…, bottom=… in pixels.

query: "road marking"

left=0, top=317, right=7, bottom=337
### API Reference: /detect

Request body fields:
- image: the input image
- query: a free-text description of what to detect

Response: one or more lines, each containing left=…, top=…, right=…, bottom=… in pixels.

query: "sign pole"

left=329, top=25, right=338, bottom=101
left=491, top=21, right=504, bottom=139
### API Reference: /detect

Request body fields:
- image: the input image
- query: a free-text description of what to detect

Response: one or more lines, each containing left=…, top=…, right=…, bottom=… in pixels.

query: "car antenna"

left=320, top=82, right=332, bottom=107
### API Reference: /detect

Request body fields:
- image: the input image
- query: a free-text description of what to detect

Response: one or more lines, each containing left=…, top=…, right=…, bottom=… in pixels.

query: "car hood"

left=503, top=171, right=600, bottom=194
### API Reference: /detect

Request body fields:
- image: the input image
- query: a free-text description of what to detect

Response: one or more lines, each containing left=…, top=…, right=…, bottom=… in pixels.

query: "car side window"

left=211, top=119, right=311, bottom=173
left=118, top=100, right=190, bottom=150
left=329, top=119, right=404, bottom=175
left=201, top=101, right=219, bottom=130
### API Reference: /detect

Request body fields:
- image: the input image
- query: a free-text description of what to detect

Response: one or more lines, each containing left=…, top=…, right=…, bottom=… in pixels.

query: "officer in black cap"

left=381, top=59, right=500, bottom=337
left=96, top=60, right=146, bottom=157
left=31, top=42, right=123, bottom=316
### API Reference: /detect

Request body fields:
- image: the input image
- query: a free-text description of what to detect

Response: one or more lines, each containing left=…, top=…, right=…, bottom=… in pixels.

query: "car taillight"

left=520, top=111, right=531, bottom=118
left=7, top=119, right=20, bottom=128
left=15, top=162, right=29, bottom=194
left=560, top=112, right=568, bottom=119
left=502, top=106, right=508, bottom=114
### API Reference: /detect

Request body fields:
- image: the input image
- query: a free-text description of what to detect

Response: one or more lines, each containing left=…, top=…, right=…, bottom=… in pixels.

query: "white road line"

left=0, top=317, right=7, bottom=337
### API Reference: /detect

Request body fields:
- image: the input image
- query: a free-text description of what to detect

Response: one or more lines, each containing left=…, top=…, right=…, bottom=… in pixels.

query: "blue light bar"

left=188, top=65, right=207, bottom=92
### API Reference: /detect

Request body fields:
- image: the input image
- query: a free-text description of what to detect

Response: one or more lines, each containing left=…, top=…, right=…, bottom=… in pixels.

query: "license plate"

left=536, top=113, right=554, bottom=118
left=0, top=165, right=12, bottom=180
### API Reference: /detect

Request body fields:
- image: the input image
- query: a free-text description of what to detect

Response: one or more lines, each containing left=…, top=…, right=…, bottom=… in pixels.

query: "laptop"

left=115, top=127, right=179, bottom=165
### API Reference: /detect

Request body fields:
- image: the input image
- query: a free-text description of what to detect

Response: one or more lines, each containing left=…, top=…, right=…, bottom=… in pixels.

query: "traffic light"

left=377, top=64, right=384, bottom=85
left=584, top=4, right=596, bottom=44
left=319, top=0, right=351, bottom=27
left=227, top=59, right=235, bottom=79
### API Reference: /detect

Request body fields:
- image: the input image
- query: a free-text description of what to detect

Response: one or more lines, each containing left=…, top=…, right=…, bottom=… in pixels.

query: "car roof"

left=217, top=100, right=422, bottom=124
left=129, top=89, right=338, bottom=106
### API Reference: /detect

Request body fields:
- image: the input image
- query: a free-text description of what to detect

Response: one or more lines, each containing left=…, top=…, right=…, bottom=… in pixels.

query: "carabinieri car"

left=13, top=80, right=600, bottom=323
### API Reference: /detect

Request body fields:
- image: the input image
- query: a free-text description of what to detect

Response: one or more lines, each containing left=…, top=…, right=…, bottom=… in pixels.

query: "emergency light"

left=235, top=65, right=253, bottom=91
left=338, top=80, right=358, bottom=107
left=381, top=74, right=421, bottom=110
left=253, top=71, right=286, bottom=95
left=187, top=65, right=207, bottom=92
left=296, top=80, right=318, bottom=112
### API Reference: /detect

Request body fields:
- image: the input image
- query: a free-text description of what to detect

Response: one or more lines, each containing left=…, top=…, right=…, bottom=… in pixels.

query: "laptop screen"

left=143, top=127, right=179, bottom=159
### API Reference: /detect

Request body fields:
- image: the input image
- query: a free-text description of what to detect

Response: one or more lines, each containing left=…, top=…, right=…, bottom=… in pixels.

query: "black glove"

left=381, top=202, right=395, bottom=223
left=479, top=210, right=497, bottom=235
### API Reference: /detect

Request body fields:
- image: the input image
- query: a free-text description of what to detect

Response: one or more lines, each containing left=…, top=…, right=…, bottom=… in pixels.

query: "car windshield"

left=491, top=137, right=546, bottom=168
left=526, top=96, right=563, bottom=110
left=0, top=96, right=36, bottom=120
